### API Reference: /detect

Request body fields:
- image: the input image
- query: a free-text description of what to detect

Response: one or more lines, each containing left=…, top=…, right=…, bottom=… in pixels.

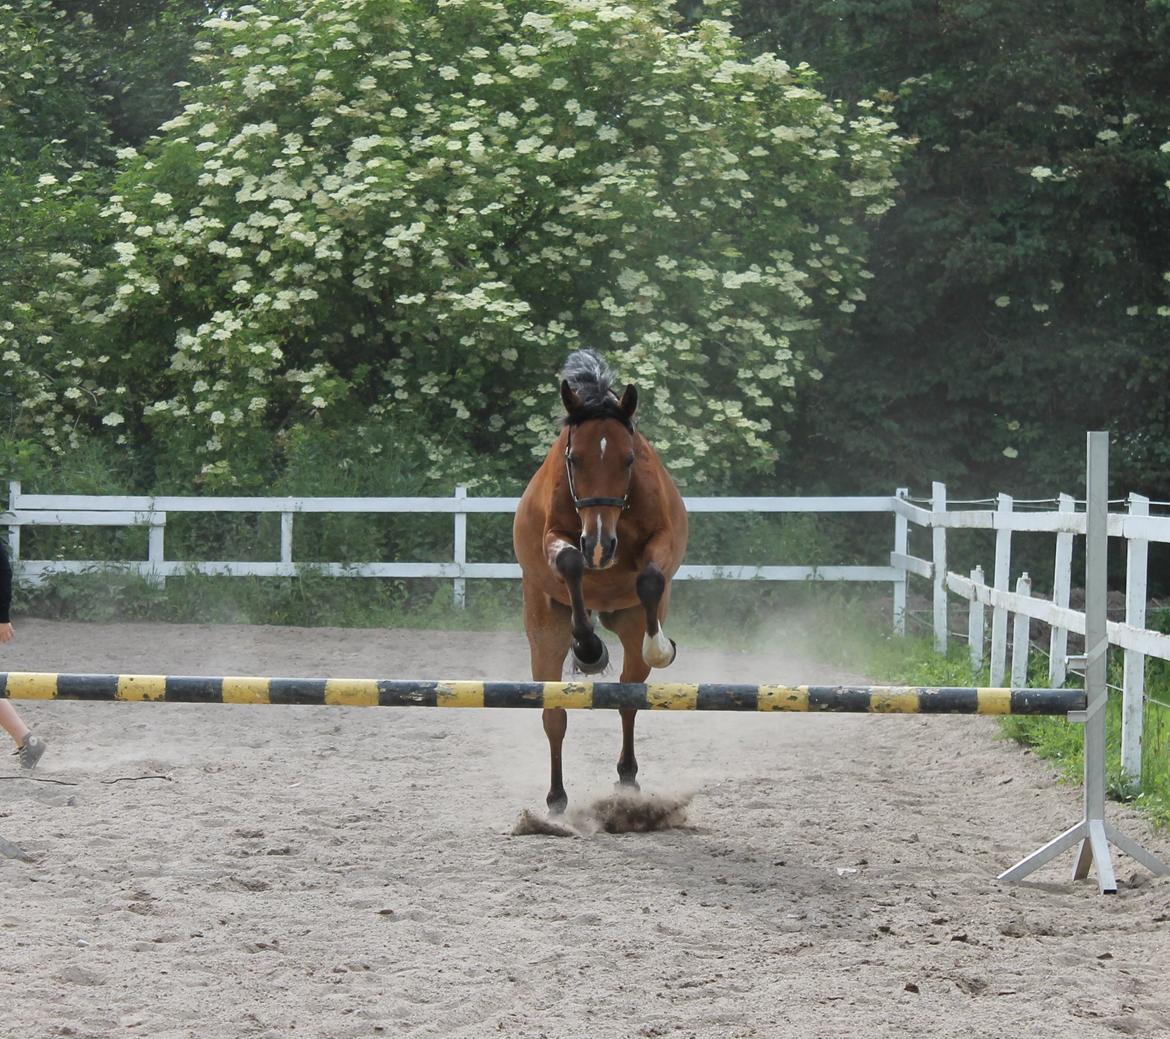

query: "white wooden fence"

left=894, top=483, right=1170, bottom=784
left=0, top=478, right=906, bottom=616
left=6, top=477, right=1170, bottom=788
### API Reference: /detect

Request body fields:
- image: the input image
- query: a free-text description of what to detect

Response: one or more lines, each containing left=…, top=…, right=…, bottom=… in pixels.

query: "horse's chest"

left=579, top=569, right=640, bottom=610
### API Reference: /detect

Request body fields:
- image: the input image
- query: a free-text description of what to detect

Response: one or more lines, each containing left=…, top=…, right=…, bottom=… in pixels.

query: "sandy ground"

left=2, top=619, right=1170, bottom=1039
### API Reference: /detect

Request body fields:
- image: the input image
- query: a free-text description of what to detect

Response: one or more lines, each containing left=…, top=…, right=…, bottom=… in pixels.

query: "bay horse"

left=513, top=350, right=688, bottom=814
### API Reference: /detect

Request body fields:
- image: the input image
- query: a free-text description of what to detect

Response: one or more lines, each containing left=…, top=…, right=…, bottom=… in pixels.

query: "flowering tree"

left=7, top=0, right=905, bottom=489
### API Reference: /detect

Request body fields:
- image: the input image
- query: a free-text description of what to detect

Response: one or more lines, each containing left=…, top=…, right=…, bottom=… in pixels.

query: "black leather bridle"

left=564, top=426, right=631, bottom=512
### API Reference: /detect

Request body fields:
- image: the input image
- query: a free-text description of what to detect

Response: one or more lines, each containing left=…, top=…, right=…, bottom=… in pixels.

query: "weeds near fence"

left=12, top=570, right=527, bottom=632
left=857, top=622, right=1170, bottom=832
left=12, top=568, right=877, bottom=651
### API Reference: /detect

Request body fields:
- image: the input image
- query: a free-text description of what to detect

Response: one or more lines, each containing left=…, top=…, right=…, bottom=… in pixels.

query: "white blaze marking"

left=600, top=437, right=607, bottom=459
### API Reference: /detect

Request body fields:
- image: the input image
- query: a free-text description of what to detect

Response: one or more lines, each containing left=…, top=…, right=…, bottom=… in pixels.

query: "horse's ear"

left=561, top=379, right=581, bottom=414
left=619, top=383, right=638, bottom=420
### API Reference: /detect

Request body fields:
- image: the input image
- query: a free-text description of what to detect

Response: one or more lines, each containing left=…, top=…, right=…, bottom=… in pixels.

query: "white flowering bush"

left=10, top=0, right=905, bottom=488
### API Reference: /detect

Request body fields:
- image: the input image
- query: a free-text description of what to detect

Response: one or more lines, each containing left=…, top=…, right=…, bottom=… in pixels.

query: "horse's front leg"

left=636, top=560, right=677, bottom=669
left=547, top=533, right=608, bottom=674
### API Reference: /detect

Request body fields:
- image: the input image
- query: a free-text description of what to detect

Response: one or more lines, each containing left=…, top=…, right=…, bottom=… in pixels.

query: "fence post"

left=6, top=480, right=20, bottom=562
left=893, top=487, right=908, bottom=636
left=1074, top=431, right=1112, bottom=888
left=989, top=493, right=1014, bottom=686
left=453, top=485, right=467, bottom=609
left=1121, top=493, right=1149, bottom=785
left=969, top=565, right=985, bottom=677
left=280, top=510, right=294, bottom=568
left=147, top=513, right=167, bottom=589
left=931, top=482, right=947, bottom=653
left=998, top=431, right=1168, bottom=890
left=1011, top=572, right=1032, bottom=688
left=1048, top=493, right=1075, bottom=687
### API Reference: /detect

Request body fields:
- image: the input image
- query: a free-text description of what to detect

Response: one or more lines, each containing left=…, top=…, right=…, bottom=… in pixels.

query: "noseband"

left=564, top=427, right=631, bottom=512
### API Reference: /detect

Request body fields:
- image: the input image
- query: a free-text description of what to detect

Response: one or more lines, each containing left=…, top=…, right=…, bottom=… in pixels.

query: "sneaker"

left=15, top=734, right=46, bottom=770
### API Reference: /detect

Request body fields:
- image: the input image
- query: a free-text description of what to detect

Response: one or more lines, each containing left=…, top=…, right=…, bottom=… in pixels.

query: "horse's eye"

left=625, top=455, right=635, bottom=467
left=568, top=453, right=581, bottom=466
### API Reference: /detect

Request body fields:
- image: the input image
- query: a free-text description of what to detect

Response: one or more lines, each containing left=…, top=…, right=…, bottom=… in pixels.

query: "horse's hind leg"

left=523, top=581, right=572, bottom=814
left=600, top=606, right=652, bottom=791
left=542, top=708, right=569, bottom=815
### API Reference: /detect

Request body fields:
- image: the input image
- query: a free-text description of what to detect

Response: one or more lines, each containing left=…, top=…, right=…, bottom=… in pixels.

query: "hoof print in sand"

left=512, top=810, right=580, bottom=837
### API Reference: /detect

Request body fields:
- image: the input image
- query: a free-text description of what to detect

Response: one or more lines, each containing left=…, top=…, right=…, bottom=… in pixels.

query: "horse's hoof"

left=615, top=777, right=640, bottom=794
left=642, top=631, right=677, bottom=668
left=547, top=792, right=568, bottom=816
left=571, top=637, right=609, bottom=675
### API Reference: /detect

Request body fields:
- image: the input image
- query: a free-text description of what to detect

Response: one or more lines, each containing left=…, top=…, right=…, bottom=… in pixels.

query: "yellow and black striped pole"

left=0, top=673, right=1086, bottom=714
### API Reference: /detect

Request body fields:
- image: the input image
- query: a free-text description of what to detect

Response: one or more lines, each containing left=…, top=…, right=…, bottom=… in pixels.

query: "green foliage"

left=5, top=0, right=905, bottom=492
left=739, top=0, right=1170, bottom=499
left=0, top=2, right=112, bottom=164
left=0, top=1, right=115, bottom=481
left=10, top=0, right=1170, bottom=513
left=56, top=0, right=212, bottom=147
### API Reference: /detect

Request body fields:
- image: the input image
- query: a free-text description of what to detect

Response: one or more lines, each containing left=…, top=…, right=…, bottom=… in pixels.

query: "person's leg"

left=0, top=700, right=30, bottom=748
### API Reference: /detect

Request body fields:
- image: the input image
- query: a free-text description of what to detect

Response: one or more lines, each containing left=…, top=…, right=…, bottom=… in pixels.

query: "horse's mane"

left=560, top=349, right=632, bottom=429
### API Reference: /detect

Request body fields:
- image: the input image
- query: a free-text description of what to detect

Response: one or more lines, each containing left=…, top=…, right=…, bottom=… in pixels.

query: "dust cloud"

left=512, top=790, right=694, bottom=837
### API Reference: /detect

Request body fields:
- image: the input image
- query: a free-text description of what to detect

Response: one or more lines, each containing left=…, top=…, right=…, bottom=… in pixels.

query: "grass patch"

left=13, top=564, right=895, bottom=648
left=14, top=571, right=526, bottom=633
left=843, top=622, right=1170, bottom=832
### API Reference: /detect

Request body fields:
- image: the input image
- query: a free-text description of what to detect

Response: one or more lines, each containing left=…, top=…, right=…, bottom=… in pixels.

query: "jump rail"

left=0, top=673, right=1085, bottom=714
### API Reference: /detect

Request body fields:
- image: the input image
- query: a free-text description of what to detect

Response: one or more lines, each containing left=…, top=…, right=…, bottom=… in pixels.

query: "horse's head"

left=561, top=378, right=638, bottom=570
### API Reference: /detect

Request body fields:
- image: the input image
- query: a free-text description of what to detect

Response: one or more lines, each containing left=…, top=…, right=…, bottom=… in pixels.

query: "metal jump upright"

left=998, top=431, right=1169, bottom=893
